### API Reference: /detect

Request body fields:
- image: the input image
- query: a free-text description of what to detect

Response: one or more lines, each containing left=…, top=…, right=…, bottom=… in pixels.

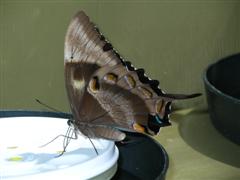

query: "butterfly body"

left=64, top=11, right=200, bottom=141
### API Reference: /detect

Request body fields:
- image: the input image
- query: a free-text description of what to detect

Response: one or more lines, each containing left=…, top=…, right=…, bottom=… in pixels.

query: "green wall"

left=0, top=0, right=239, bottom=112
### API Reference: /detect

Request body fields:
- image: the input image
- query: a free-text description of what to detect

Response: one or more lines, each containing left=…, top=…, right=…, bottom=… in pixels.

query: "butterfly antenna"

left=35, top=98, right=62, bottom=113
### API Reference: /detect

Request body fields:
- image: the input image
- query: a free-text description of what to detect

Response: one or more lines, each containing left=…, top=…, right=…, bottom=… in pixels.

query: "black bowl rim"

left=152, top=136, right=169, bottom=179
left=203, top=53, right=240, bottom=105
left=0, top=109, right=73, bottom=119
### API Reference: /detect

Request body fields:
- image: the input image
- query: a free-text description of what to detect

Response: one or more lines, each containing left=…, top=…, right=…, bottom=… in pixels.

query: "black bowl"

left=203, top=53, right=240, bottom=145
left=0, top=110, right=169, bottom=179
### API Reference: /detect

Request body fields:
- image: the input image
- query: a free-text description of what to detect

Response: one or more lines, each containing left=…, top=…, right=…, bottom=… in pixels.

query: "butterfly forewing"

left=64, top=11, right=121, bottom=67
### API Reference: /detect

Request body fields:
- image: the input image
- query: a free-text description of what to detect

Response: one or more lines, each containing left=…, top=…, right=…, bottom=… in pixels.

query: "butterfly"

left=64, top=11, right=201, bottom=142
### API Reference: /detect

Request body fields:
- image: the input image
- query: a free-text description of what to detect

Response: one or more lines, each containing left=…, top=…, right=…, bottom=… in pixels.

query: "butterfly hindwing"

left=87, top=64, right=173, bottom=135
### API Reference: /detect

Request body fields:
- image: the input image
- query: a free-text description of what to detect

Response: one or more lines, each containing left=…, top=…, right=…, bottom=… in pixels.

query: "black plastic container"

left=203, top=53, right=240, bottom=145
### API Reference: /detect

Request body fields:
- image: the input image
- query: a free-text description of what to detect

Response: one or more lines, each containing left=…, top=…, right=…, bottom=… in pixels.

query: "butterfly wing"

left=64, top=11, right=200, bottom=140
left=64, top=11, right=128, bottom=140
left=87, top=64, right=175, bottom=135
left=64, top=10, right=123, bottom=115
left=64, top=11, right=121, bottom=67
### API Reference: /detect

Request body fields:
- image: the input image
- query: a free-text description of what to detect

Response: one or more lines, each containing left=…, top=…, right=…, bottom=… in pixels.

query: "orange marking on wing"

left=104, top=73, right=118, bottom=84
left=124, top=75, right=136, bottom=88
left=138, top=86, right=153, bottom=98
left=133, top=123, right=145, bottom=133
left=89, top=77, right=100, bottom=92
left=156, top=99, right=164, bottom=113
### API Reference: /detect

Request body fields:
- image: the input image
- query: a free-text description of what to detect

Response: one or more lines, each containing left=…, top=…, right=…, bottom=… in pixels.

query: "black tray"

left=0, top=110, right=169, bottom=180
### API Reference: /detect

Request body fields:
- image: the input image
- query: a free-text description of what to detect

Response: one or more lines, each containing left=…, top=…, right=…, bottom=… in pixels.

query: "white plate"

left=0, top=116, right=118, bottom=180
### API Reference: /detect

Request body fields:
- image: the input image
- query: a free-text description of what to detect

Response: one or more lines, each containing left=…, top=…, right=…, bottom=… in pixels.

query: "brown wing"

left=64, top=11, right=121, bottom=67
left=64, top=10, right=123, bottom=119
left=64, top=11, right=134, bottom=141
left=87, top=65, right=174, bottom=135
left=86, top=63, right=200, bottom=135
left=64, top=11, right=201, bottom=140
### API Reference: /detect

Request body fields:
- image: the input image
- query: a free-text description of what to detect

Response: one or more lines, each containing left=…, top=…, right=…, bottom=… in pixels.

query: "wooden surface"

left=155, top=110, right=240, bottom=180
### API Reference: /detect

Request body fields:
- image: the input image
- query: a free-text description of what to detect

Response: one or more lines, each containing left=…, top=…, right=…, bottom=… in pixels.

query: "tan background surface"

left=0, top=1, right=240, bottom=179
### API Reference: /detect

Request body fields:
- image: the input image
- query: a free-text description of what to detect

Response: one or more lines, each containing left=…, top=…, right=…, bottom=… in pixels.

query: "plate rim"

left=0, top=110, right=169, bottom=180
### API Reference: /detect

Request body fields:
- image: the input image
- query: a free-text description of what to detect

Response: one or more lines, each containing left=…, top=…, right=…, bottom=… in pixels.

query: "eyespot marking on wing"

left=89, top=76, right=100, bottom=92
left=104, top=73, right=118, bottom=84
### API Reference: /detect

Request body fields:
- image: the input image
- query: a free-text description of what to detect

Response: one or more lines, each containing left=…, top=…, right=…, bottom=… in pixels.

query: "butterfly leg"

left=56, top=126, right=78, bottom=157
left=87, top=136, right=99, bottom=156
left=39, top=126, right=77, bottom=147
left=39, top=134, right=68, bottom=148
left=39, top=124, right=78, bottom=157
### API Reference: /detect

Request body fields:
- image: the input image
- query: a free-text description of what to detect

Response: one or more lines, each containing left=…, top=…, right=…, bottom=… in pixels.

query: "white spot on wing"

left=73, top=79, right=85, bottom=90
